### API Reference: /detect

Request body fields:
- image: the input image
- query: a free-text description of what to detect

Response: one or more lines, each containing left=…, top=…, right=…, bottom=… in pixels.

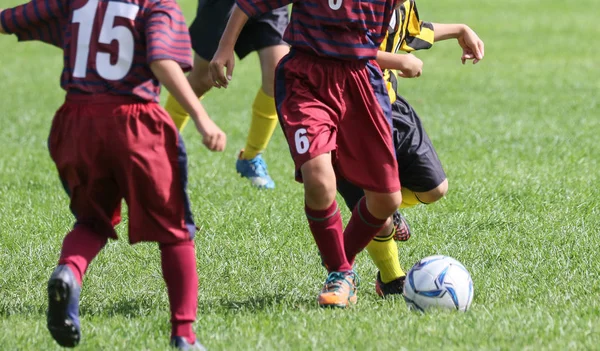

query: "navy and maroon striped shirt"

left=0, top=0, right=192, bottom=102
left=236, top=0, right=399, bottom=60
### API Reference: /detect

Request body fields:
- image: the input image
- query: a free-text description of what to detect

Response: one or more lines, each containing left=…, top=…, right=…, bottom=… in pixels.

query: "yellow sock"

left=400, top=188, right=424, bottom=209
left=242, top=88, right=278, bottom=159
left=165, top=93, right=198, bottom=132
left=366, top=229, right=405, bottom=283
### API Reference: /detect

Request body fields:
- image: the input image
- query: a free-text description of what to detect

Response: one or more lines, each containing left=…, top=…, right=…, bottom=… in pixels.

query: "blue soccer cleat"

left=170, top=336, right=207, bottom=350
left=47, top=265, right=81, bottom=348
left=235, top=150, right=275, bottom=189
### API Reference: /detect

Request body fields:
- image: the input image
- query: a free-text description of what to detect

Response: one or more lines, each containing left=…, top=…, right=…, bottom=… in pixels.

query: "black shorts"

left=189, top=0, right=289, bottom=61
left=337, top=96, right=446, bottom=210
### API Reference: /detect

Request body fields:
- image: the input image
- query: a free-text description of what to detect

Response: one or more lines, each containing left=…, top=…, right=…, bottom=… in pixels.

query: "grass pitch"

left=1, top=0, right=599, bottom=349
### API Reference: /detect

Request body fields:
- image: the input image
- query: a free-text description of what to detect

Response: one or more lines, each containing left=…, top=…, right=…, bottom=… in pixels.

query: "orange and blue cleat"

left=318, top=271, right=360, bottom=308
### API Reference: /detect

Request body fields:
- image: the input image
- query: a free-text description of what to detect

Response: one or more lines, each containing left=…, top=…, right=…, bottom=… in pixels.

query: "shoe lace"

left=324, top=271, right=359, bottom=291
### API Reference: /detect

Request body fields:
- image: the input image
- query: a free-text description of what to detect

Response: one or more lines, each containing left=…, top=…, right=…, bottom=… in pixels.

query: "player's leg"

left=164, top=0, right=232, bottom=132
left=392, top=96, right=448, bottom=209
left=275, top=53, right=356, bottom=308
left=165, top=55, right=213, bottom=131
left=367, top=97, right=450, bottom=297
left=337, top=177, right=406, bottom=297
left=234, top=44, right=289, bottom=189
left=402, top=179, right=448, bottom=207
left=160, top=240, right=200, bottom=350
left=159, top=136, right=199, bottom=349
left=235, top=8, right=290, bottom=189
left=115, top=103, right=203, bottom=349
left=343, top=190, right=402, bottom=264
left=47, top=225, right=110, bottom=347
left=303, top=154, right=346, bottom=269
left=342, top=192, right=402, bottom=298
left=302, top=154, right=359, bottom=308
left=338, top=61, right=402, bottom=268
left=251, top=44, right=289, bottom=156
left=46, top=102, right=122, bottom=347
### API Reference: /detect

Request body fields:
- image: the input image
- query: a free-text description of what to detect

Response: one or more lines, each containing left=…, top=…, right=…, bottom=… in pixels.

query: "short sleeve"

left=0, top=0, right=68, bottom=47
left=400, top=1, right=433, bottom=52
left=145, top=0, right=192, bottom=72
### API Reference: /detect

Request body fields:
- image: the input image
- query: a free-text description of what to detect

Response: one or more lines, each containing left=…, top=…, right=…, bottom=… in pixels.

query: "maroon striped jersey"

left=0, top=0, right=192, bottom=102
left=235, top=0, right=399, bottom=60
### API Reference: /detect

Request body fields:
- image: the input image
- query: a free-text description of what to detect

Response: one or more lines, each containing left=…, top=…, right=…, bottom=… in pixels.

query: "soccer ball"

left=403, top=255, right=473, bottom=312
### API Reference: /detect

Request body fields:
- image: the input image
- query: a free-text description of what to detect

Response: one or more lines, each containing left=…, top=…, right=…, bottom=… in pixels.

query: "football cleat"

left=235, top=150, right=275, bottom=189
left=47, top=265, right=81, bottom=348
left=392, top=210, right=411, bottom=241
left=170, top=336, right=207, bottom=351
left=318, top=271, right=359, bottom=308
left=375, top=271, right=406, bottom=298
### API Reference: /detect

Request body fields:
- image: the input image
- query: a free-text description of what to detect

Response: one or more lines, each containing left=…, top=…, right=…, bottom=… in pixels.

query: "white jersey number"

left=72, top=0, right=139, bottom=80
left=294, top=128, right=310, bottom=155
left=329, top=0, right=343, bottom=10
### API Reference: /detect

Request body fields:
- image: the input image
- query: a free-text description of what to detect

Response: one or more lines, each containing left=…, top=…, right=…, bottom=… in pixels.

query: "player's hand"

left=457, top=26, right=484, bottom=64
left=396, top=53, right=423, bottom=78
left=208, top=48, right=235, bottom=89
left=194, top=117, right=227, bottom=152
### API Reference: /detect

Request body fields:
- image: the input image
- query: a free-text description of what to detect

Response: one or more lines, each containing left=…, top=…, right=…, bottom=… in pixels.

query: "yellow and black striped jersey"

left=381, top=0, right=434, bottom=103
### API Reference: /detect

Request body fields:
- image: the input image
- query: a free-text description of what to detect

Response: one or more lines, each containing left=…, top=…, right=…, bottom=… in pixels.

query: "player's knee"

left=303, top=175, right=337, bottom=209
left=301, top=157, right=337, bottom=209
left=305, top=183, right=337, bottom=209
left=417, top=179, right=448, bottom=204
left=187, top=56, right=212, bottom=97
left=188, top=73, right=212, bottom=97
left=364, top=191, right=402, bottom=220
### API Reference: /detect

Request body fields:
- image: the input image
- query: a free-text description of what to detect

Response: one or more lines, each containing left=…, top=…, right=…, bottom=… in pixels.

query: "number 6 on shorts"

left=329, top=0, right=342, bottom=10
left=294, top=128, right=310, bottom=154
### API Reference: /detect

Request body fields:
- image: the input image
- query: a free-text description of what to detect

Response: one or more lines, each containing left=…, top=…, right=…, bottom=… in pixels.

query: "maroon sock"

left=58, top=225, right=108, bottom=285
left=160, top=240, right=198, bottom=344
left=344, top=197, right=387, bottom=266
left=305, top=201, right=352, bottom=272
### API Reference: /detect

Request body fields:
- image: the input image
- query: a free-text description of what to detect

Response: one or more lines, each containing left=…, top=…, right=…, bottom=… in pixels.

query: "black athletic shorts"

left=189, top=0, right=289, bottom=60
left=337, top=96, right=446, bottom=210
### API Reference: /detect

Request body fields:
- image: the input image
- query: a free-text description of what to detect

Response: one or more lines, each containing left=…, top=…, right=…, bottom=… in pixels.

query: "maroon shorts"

left=48, top=94, right=195, bottom=244
left=274, top=50, right=400, bottom=193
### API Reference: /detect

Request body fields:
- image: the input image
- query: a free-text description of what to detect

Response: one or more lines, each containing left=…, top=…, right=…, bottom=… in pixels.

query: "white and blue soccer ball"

left=403, top=255, right=474, bottom=312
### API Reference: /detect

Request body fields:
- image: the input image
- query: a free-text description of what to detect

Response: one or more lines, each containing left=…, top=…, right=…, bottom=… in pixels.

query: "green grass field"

left=1, top=0, right=599, bottom=349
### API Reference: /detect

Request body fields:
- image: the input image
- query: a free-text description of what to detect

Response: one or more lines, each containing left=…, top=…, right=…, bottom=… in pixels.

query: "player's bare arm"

left=376, top=51, right=423, bottom=78
left=433, top=23, right=485, bottom=64
left=151, top=60, right=227, bottom=152
left=209, top=5, right=249, bottom=88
